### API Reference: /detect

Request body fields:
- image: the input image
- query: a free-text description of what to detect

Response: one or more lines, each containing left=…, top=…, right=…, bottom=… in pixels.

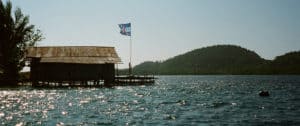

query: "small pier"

left=18, top=75, right=156, bottom=88
left=115, top=75, right=156, bottom=85
left=18, top=80, right=106, bottom=88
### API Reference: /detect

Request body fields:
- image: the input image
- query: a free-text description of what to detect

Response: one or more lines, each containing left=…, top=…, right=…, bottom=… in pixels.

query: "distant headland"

left=120, top=45, right=300, bottom=75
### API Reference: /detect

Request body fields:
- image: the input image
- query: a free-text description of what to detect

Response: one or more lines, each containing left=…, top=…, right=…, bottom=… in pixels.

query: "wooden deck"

left=18, top=75, right=156, bottom=87
left=115, top=75, right=156, bottom=85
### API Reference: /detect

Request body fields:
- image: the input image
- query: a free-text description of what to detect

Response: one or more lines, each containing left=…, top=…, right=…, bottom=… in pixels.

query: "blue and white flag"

left=118, top=23, right=131, bottom=36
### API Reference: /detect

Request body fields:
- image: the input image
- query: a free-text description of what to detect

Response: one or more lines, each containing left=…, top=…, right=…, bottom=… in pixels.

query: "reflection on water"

left=0, top=75, right=300, bottom=125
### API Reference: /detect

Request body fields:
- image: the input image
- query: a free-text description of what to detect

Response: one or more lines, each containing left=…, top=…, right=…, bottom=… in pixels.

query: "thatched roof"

left=26, top=46, right=121, bottom=64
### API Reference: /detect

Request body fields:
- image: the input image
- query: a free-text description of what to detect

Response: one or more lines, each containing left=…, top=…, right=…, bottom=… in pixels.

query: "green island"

left=121, top=45, right=300, bottom=75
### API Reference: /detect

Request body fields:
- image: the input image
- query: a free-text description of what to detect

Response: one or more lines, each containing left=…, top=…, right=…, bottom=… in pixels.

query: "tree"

left=0, top=0, right=43, bottom=86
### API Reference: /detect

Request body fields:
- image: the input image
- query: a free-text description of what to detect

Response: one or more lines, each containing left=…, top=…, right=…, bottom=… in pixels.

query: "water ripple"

left=0, top=75, right=300, bottom=125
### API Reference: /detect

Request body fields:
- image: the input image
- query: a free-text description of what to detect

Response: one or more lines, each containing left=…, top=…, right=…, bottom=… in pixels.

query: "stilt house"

left=26, top=46, right=121, bottom=86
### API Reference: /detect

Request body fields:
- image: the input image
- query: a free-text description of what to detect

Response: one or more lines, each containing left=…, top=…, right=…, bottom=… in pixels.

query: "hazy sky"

left=6, top=0, right=300, bottom=68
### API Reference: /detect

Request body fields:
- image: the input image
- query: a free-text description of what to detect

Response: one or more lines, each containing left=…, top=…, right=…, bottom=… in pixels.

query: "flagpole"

left=130, top=35, right=132, bottom=64
left=119, top=22, right=132, bottom=75
left=129, top=34, right=132, bottom=75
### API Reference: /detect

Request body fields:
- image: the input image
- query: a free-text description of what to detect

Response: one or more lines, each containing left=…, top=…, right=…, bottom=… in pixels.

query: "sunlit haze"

left=7, top=0, right=300, bottom=68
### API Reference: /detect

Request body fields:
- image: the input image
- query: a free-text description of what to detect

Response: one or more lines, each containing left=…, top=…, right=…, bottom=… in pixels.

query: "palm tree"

left=0, top=0, right=43, bottom=86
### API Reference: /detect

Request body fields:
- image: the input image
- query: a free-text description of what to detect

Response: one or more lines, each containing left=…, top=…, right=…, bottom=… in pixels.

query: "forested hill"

left=120, top=45, right=300, bottom=75
left=270, top=51, right=300, bottom=74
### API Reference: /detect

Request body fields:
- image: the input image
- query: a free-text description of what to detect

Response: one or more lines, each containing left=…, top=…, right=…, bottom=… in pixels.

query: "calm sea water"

left=0, top=75, right=300, bottom=125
